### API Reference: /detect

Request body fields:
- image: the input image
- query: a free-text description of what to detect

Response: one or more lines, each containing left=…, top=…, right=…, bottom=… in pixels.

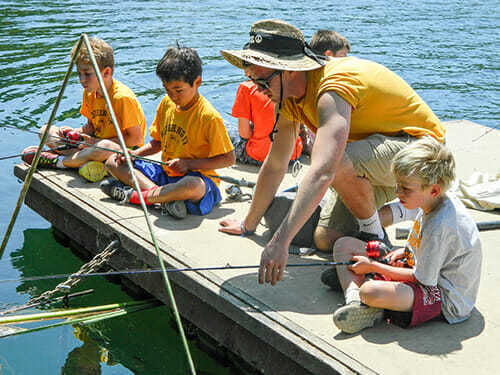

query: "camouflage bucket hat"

left=221, top=19, right=326, bottom=71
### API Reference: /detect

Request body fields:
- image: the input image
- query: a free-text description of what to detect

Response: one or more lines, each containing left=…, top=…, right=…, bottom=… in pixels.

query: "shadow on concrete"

left=333, top=308, right=485, bottom=355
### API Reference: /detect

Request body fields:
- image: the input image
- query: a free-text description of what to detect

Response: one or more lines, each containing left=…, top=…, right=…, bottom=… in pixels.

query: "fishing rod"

left=0, top=261, right=353, bottom=284
left=2, top=124, right=256, bottom=187
left=1, top=124, right=171, bottom=167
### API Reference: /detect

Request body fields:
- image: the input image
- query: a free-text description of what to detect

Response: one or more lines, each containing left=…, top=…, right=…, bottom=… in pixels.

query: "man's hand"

left=218, top=217, right=245, bottom=235
left=166, top=158, right=190, bottom=174
left=258, top=241, right=289, bottom=285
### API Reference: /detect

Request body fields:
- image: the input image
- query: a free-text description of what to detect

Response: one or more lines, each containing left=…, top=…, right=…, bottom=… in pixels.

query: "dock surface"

left=14, top=120, right=500, bottom=374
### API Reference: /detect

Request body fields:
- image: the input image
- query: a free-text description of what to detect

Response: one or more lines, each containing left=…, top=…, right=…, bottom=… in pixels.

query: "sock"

left=129, top=190, right=152, bottom=205
left=357, top=211, right=384, bottom=239
left=56, top=157, right=67, bottom=169
left=345, top=286, right=361, bottom=304
left=389, top=201, right=420, bottom=224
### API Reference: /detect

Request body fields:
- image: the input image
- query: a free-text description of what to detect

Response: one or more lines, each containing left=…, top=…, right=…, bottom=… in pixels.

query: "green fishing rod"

left=0, top=261, right=354, bottom=284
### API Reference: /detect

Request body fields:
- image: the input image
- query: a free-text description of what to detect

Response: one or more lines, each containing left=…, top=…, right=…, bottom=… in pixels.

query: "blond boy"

left=332, top=138, right=482, bottom=333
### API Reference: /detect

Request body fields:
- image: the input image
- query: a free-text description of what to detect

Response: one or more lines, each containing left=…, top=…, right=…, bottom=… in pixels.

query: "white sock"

left=389, top=201, right=420, bottom=224
left=357, top=211, right=384, bottom=239
left=345, top=286, right=361, bottom=304
left=55, top=157, right=67, bottom=169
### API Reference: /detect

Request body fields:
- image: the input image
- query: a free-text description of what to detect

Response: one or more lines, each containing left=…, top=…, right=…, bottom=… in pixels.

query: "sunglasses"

left=250, top=70, right=281, bottom=90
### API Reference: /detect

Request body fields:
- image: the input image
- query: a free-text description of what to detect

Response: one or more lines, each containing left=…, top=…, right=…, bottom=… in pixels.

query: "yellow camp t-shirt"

left=281, top=57, right=445, bottom=142
left=149, top=94, right=234, bottom=185
left=80, top=79, right=146, bottom=145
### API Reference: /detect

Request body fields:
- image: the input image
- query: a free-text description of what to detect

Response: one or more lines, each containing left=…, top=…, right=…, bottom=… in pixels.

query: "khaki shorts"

left=318, top=133, right=417, bottom=235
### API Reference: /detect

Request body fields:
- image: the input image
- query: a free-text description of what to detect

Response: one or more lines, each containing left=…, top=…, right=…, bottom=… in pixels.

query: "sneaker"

left=163, top=200, right=187, bottom=219
left=22, top=146, right=58, bottom=168
left=79, top=161, right=108, bottom=183
left=333, top=301, right=384, bottom=334
left=100, top=178, right=132, bottom=204
left=355, top=228, right=393, bottom=250
left=320, top=268, right=342, bottom=291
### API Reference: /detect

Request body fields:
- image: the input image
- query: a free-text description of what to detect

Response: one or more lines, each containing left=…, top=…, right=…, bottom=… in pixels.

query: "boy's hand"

left=386, top=248, right=406, bottom=267
left=114, top=151, right=136, bottom=166
left=166, top=158, right=189, bottom=174
left=77, top=134, right=95, bottom=150
left=58, top=126, right=74, bottom=138
left=349, top=256, right=375, bottom=275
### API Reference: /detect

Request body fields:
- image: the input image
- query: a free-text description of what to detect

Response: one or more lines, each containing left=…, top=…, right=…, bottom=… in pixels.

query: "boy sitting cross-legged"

left=101, top=46, right=235, bottom=218
left=22, top=36, right=146, bottom=183
left=332, top=137, right=482, bottom=334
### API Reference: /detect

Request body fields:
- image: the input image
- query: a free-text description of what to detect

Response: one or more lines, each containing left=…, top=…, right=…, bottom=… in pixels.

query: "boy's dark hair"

left=156, top=46, right=202, bottom=85
left=309, top=30, right=351, bottom=55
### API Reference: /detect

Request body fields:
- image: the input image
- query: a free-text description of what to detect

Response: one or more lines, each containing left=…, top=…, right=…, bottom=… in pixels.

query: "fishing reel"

left=225, top=184, right=252, bottom=202
left=61, top=129, right=83, bottom=146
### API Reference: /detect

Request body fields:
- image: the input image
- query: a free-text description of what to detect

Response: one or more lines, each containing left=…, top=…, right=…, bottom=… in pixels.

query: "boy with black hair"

left=101, top=46, right=235, bottom=218
left=22, top=36, right=146, bottom=183
left=310, top=29, right=351, bottom=57
left=332, top=138, right=482, bottom=333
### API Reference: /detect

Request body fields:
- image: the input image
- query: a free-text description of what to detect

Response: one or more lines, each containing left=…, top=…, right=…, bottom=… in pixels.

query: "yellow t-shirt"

left=80, top=79, right=146, bottom=145
left=281, top=57, right=445, bottom=142
left=149, top=94, right=234, bottom=185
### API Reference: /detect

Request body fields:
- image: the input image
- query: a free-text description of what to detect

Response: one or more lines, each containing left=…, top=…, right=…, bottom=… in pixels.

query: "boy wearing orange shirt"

left=102, top=46, right=235, bottom=218
left=22, top=36, right=146, bottom=182
left=232, top=78, right=303, bottom=165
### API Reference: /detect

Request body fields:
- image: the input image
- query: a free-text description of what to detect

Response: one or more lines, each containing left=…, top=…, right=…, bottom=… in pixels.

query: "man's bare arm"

left=259, top=91, right=351, bottom=284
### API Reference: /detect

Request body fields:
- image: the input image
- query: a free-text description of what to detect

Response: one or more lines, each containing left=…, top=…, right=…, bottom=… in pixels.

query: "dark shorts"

left=133, top=159, right=221, bottom=216
left=386, top=282, right=443, bottom=328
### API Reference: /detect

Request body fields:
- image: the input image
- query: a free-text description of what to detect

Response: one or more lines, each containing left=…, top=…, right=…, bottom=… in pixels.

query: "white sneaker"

left=333, top=301, right=384, bottom=334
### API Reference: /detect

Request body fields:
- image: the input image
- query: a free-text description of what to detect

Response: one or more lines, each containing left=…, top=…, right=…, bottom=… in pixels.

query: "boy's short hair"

left=71, top=37, right=114, bottom=71
left=391, top=137, right=456, bottom=192
left=156, top=46, right=202, bottom=86
left=309, top=30, right=351, bottom=55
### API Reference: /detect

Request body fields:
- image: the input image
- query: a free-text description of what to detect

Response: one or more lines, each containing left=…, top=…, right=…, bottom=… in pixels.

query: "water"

left=0, top=0, right=498, bottom=373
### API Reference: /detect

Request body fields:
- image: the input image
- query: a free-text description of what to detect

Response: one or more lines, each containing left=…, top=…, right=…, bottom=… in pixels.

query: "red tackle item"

left=365, top=241, right=391, bottom=260
left=64, top=130, right=83, bottom=146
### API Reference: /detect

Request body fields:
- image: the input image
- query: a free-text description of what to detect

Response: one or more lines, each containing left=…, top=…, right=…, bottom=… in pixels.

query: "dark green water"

left=0, top=1, right=498, bottom=373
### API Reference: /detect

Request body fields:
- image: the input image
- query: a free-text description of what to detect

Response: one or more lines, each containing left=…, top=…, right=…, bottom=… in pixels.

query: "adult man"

left=218, top=19, right=445, bottom=285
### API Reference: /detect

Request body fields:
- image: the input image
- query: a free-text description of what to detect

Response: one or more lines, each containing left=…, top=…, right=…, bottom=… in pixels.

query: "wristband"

left=240, top=221, right=255, bottom=237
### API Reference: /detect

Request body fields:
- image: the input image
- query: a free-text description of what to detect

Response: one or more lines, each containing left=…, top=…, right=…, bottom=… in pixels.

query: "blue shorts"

left=133, top=160, right=221, bottom=216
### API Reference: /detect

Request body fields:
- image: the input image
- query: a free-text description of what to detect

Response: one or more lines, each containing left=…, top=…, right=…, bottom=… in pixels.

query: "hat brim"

left=221, top=49, right=322, bottom=71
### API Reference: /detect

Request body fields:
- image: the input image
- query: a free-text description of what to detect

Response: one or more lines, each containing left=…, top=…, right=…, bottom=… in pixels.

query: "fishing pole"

left=2, top=124, right=255, bottom=186
left=1, top=124, right=171, bottom=167
left=0, top=261, right=353, bottom=284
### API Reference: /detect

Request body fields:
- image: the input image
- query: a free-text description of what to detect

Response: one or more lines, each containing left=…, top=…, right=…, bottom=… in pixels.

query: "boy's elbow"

left=225, top=150, right=236, bottom=167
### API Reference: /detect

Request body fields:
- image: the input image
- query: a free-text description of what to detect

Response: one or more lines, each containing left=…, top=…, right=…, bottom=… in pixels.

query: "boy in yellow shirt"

left=22, top=36, right=146, bottom=182
left=101, top=46, right=235, bottom=218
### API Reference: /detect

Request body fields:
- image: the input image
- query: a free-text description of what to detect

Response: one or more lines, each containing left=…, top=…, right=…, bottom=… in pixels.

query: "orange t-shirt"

left=149, top=94, right=234, bottom=185
left=80, top=79, right=146, bottom=145
left=232, top=81, right=302, bottom=162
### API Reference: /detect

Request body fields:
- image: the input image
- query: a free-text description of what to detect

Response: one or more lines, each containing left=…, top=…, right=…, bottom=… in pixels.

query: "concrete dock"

left=14, top=120, right=500, bottom=374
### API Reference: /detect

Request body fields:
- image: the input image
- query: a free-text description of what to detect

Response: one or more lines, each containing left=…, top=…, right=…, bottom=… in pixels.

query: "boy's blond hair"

left=71, top=37, right=114, bottom=71
left=391, top=137, right=456, bottom=192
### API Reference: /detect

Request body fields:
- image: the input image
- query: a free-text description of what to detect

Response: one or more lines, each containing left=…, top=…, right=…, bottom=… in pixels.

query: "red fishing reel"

left=365, top=241, right=391, bottom=261
left=61, top=129, right=83, bottom=146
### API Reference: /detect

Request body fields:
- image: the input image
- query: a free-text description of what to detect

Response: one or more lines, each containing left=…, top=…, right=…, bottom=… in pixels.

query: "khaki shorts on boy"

left=318, top=133, right=417, bottom=235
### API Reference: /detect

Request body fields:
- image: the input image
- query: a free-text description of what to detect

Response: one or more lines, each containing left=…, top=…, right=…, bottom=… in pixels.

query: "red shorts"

left=405, top=282, right=442, bottom=327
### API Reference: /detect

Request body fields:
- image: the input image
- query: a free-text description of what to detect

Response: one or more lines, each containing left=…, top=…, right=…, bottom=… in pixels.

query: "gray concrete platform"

left=14, top=120, right=500, bottom=374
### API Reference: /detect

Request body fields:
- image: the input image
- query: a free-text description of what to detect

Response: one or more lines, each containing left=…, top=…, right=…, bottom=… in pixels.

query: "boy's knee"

left=360, top=281, right=382, bottom=306
left=332, top=236, right=357, bottom=260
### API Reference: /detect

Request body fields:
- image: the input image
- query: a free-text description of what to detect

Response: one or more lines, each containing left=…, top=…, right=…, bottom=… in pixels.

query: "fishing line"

left=1, top=125, right=256, bottom=187
left=0, top=261, right=353, bottom=284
